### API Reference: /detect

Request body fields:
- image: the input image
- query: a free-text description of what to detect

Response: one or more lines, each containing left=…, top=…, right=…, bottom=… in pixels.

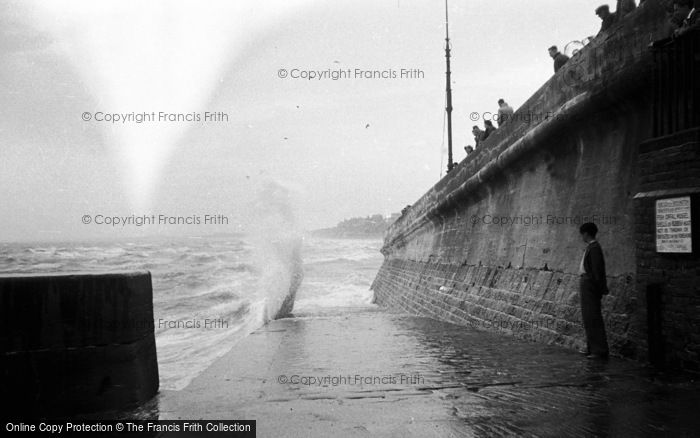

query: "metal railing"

left=652, top=29, right=700, bottom=137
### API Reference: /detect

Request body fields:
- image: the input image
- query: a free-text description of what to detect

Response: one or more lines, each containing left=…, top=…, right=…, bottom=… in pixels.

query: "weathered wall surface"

left=372, top=3, right=671, bottom=359
left=634, top=128, right=700, bottom=372
left=0, top=272, right=159, bottom=417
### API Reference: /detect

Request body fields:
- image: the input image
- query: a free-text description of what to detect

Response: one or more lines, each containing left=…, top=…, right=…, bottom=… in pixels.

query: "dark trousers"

left=580, top=277, right=609, bottom=356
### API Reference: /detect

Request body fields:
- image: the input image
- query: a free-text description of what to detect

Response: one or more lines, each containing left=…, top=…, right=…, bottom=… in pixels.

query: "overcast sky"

left=0, top=0, right=614, bottom=242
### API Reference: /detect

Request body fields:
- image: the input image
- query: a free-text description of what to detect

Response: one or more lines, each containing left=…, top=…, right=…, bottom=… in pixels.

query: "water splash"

left=244, top=180, right=304, bottom=321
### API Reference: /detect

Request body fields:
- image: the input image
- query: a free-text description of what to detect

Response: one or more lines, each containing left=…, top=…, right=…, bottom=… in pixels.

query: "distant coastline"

left=312, top=213, right=400, bottom=239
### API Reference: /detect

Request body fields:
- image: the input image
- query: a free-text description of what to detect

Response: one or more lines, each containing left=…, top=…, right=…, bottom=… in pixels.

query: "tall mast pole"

left=444, top=0, right=454, bottom=172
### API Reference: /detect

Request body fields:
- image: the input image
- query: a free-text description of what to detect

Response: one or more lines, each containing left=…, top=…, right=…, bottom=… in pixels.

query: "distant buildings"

left=313, top=214, right=399, bottom=238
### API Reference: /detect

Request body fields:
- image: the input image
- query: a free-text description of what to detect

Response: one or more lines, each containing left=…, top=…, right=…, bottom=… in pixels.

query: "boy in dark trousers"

left=579, top=222, right=610, bottom=359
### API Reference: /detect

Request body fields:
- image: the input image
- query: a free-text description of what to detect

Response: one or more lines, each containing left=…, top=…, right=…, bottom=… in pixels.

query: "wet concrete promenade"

left=149, top=306, right=700, bottom=437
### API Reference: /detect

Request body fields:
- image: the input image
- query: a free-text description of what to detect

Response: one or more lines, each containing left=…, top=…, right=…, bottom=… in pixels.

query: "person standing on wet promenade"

left=578, top=222, right=610, bottom=360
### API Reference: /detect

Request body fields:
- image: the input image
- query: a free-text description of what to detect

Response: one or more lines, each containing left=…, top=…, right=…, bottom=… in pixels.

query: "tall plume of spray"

left=28, top=0, right=312, bottom=211
left=21, top=1, right=309, bottom=387
left=27, top=1, right=310, bottom=322
left=243, top=180, right=304, bottom=322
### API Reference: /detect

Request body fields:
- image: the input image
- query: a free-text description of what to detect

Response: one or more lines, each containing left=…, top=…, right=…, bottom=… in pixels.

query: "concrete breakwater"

left=372, top=0, right=700, bottom=371
left=0, top=272, right=159, bottom=417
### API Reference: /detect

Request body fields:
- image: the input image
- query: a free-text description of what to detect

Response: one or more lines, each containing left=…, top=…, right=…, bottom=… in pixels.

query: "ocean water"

left=0, top=236, right=383, bottom=390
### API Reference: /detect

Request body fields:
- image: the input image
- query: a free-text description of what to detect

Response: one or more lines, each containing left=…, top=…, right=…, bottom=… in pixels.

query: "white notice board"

left=656, top=196, right=692, bottom=253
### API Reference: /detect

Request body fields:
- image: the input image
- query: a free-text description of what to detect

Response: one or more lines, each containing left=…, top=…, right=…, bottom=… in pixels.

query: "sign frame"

left=655, top=196, right=693, bottom=254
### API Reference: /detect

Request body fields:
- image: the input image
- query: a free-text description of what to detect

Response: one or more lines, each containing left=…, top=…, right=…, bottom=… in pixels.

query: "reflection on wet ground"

left=133, top=308, right=700, bottom=437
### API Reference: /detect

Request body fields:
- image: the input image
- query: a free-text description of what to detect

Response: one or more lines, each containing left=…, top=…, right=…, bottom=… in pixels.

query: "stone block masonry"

left=373, top=259, right=637, bottom=354
left=372, top=1, right=700, bottom=367
left=634, top=127, right=700, bottom=373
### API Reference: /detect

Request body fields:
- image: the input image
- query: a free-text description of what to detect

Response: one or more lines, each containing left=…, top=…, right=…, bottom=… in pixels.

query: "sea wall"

left=0, top=272, right=159, bottom=417
left=634, top=127, right=700, bottom=372
left=372, top=2, right=673, bottom=359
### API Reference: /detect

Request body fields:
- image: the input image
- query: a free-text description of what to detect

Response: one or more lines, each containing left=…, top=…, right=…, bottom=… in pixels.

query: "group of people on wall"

left=463, top=98, right=513, bottom=161
left=440, top=0, right=698, bottom=363
left=458, top=0, right=699, bottom=166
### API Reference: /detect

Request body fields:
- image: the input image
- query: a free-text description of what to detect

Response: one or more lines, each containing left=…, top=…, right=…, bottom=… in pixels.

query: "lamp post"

left=444, top=0, right=454, bottom=172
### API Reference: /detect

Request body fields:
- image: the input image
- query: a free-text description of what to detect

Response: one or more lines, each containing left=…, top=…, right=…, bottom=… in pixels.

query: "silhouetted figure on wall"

left=472, top=125, right=485, bottom=147
left=616, top=0, right=637, bottom=20
left=578, top=222, right=610, bottom=360
left=483, top=121, right=497, bottom=140
left=596, top=5, right=617, bottom=35
left=497, top=99, right=514, bottom=127
left=675, top=0, right=700, bottom=36
left=651, top=0, right=696, bottom=44
left=548, top=46, right=570, bottom=72
left=670, top=0, right=692, bottom=32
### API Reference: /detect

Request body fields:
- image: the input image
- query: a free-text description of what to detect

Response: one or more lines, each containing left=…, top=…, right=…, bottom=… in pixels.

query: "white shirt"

left=579, top=240, right=596, bottom=275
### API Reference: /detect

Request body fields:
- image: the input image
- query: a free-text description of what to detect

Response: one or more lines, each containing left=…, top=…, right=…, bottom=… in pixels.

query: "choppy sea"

left=0, top=236, right=383, bottom=390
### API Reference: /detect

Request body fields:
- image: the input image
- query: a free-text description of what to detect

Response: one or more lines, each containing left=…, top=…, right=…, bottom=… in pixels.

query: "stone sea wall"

left=372, top=2, right=674, bottom=360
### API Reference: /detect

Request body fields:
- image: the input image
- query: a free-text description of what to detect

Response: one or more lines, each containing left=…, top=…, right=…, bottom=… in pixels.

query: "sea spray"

left=243, top=180, right=304, bottom=321
left=0, top=235, right=386, bottom=391
left=28, top=0, right=314, bottom=212
left=159, top=180, right=304, bottom=389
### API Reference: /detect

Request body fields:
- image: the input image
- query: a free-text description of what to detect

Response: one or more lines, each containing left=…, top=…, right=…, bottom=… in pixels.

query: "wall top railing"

left=651, top=29, right=700, bottom=138
left=384, top=0, right=670, bottom=252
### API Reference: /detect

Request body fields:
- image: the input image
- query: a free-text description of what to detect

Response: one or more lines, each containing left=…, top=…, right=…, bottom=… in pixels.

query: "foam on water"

left=1, top=236, right=261, bottom=390
left=292, top=238, right=383, bottom=317
left=0, top=234, right=383, bottom=390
